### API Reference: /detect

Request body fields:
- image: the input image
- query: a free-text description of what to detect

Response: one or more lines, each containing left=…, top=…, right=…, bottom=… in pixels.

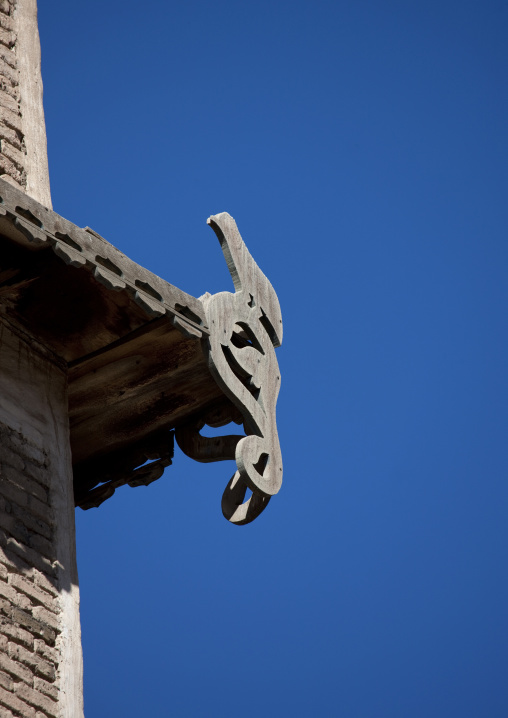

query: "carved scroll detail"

left=176, top=213, right=283, bottom=525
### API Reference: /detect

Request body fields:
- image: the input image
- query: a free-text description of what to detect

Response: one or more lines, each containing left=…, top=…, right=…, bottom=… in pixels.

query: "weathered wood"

left=176, top=213, right=283, bottom=525
left=74, top=430, right=175, bottom=510
left=176, top=416, right=243, bottom=463
left=0, top=177, right=207, bottom=337
left=0, top=177, right=230, bottom=506
left=221, top=472, right=271, bottom=526
left=0, top=178, right=283, bottom=524
left=68, top=319, right=226, bottom=466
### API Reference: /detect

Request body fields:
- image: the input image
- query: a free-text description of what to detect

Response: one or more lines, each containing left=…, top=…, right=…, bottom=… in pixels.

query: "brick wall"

left=0, top=318, right=84, bottom=717
left=0, top=0, right=51, bottom=207
left=0, top=424, right=60, bottom=718
left=0, top=0, right=25, bottom=193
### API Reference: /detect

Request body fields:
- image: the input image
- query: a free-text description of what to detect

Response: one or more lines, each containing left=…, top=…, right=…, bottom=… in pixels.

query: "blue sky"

left=39, top=2, right=508, bottom=716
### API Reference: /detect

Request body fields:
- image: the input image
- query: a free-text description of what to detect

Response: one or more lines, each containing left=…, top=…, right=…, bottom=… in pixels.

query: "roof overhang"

left=0, top=178, right=283, bottom=524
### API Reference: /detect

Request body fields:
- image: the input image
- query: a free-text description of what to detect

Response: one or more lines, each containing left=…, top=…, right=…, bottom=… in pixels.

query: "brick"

left=0, top=578, right=20, bottom=604
left=3, top=587, right=31, bottom=612
left=7, top=436, right=47, bottom=467
left=0, top=88, right=17, bottom=113
left=0, top=668, right=12, bottom=690
left=0, top=25, right=15, bottom=49
left=23, top=496, right=53, bottom=528
left=0, top=648, right=33, bottom=683
left=15, top=682, right=58, bottom=718
left=0, top=617, right=34, bottom=649
left=0, top=122, right=21, bottom=151
left=33, top=676, right=58, bottom=701
left=0, top=544, right=34, bottom=577
left=0, top=103, right=21, bottom=133
left=0, top=684, right=36, bottom=718
left=0, top=154, right=22, bottom=184
left=0, top=78, right=18, bottom=102
left=0, top=172, right=23, bottom=191
left=31, top=607, right=59, bottom=633
left=0, top=1, right=11, bottom=15
left=0, top=597, right=10, bottom=615
left=33, top=640, right=57, bottom=665
left=32, top=571, right=58, bottom=599
left=1, top=465, right=48, bottom=504
left=0, top=55, right=17, bottom=84
left=0, top=10, right=13, bottom=30
left=11, top=506, right=52, bottom=541
left=0, top=512, right=31, bottom=547
left=0, top=445, right=25, bottom=472
left=0, top=562, right=7, bottom=580
left=0, top=484, right=23, bottom=511
left=27, top=535, right=53, bottom=563
left=10, top=608, right=55, bottom=646
left=0, top=633, right=6, bottom=650
left=3, top=536, right=55, bottom=579
left=9, top=576, right=57, bottom=614
left=21, top=462, right=50, bottom=485
left=8, top=642, right=56, bottom=682
left=0, top=48, right=16, bottom=70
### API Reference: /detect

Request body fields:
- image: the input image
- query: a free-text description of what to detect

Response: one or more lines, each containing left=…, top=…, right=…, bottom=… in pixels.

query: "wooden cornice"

left=0, top=179, right=283, bottom=524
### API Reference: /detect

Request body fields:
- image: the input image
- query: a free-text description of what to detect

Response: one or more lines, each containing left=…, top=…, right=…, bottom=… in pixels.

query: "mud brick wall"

left=0, top=425, right=61, bottom=718
left=0, top=318, right=83, bottom=717
left=0, top=0, right=51, bottom=207
left=0, top=0, right=24, bottom=192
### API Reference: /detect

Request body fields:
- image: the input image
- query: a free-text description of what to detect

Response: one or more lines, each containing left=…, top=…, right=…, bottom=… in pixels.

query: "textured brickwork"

left=0, top=0, right=51, bottom=206
left=0, top=424, right=60, bottom=717
left=0, top=318, right=83, bottom=716
left=0, top=0, right=25, bottom=192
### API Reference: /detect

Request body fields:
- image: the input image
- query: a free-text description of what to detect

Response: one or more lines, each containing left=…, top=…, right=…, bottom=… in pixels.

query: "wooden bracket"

left=74, top=430, right=175, bottom=510
left=176, top=213, right=283, bottom=525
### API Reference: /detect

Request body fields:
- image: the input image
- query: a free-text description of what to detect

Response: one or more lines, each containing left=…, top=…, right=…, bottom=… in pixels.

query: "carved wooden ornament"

left=176, top=213, right=283, bottom=525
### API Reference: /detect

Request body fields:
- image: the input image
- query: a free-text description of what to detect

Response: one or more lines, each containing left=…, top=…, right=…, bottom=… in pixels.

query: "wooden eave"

left=0, top=178, right=234, bottom=507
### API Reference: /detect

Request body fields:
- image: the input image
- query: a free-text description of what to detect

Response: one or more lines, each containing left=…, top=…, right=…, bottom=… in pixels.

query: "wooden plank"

left=0, top=177, right=207, bottom=333
left=68, top=319, right=226, bottom=465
